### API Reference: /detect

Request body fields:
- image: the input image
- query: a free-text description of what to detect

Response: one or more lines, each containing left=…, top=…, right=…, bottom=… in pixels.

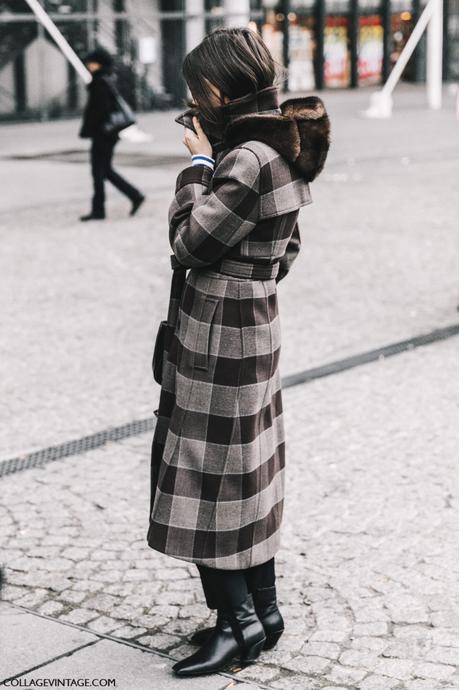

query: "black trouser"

left=90, top=134, right=141, bottom=215
left=197, top=558, right=275, bottom=610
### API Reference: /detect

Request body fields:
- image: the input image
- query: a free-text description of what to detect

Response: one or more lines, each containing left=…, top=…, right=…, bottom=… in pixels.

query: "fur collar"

left=223, top=91, right=331, bottom=183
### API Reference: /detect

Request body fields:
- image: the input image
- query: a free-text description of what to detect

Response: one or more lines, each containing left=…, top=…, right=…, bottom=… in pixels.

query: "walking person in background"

left=147, top=27, right=330, bottom=677
left=79, top=48, right=145, bottom=221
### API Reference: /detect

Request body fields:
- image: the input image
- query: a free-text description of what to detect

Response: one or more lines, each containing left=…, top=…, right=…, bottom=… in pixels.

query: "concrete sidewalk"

left=0, top=602, right=253, bottom=690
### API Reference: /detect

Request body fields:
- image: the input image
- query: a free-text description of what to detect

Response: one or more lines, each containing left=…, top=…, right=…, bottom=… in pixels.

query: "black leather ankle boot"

left=173, top=594, right=265, bottom=677
left=189, top=585, right=284, bottom=650
left=254, top=586, right=284, bottom=649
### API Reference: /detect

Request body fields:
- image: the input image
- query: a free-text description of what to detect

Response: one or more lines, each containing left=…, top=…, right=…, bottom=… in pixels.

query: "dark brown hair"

left=183, top=27, right=277, bottom=123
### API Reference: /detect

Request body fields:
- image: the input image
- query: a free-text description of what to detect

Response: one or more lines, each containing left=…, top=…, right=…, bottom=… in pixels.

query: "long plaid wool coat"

left=147, top=87, right=330, bottom=569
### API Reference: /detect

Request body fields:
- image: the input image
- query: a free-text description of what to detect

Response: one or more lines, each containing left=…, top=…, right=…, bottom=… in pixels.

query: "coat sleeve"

left=276, top=222, right=301, bottom=283
left=168, top=147, right=261, bottom=268
left=90, top=78, right=115, bottom=133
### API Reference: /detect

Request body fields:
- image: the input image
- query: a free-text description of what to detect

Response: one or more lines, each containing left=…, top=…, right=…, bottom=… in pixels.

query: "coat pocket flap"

left=194, top=298, right=219, bottom=371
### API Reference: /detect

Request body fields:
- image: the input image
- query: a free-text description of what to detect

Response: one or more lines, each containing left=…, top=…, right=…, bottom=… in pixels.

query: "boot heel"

left=263, top=628, right=284, bottom=650
left=241, top=636, right=266, bottom=664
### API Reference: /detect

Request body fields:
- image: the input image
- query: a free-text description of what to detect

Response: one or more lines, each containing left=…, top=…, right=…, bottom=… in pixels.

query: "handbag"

left=152, top=320, right=171, bottom=385
left=152, top=256, right=187, bottom=385
left=102, top=77, right=136, bottom=135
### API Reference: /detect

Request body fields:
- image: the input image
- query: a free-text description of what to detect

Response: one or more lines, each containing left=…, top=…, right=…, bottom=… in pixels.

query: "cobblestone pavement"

left=1, top=86, right=459, bottom=688
left=2, top=336, right=459, bottom=689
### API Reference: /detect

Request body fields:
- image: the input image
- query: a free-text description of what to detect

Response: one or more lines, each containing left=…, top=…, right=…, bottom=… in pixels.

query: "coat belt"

left=170, top=254, right=279, bottom=280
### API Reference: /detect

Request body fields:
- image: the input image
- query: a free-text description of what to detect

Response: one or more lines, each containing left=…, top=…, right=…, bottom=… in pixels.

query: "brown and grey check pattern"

left=147, top=88, right=329, bottom=569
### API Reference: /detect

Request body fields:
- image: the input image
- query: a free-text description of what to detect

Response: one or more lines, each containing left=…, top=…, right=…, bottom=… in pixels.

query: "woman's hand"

left=183, top=116, right=213, bottom=158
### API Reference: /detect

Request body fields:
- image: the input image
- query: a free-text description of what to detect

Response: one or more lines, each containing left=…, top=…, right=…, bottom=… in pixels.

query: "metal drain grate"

left=0, top=417, right=154, bottom=478
left=282, top=322, right=459, bottom=388
left=7, top=150, right=189, bottom=168
left=1, top=322, right=458, bottom=479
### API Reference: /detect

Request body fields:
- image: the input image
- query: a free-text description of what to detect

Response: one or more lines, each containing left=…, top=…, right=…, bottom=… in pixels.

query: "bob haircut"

left=182, top=27, right=278, bottom=122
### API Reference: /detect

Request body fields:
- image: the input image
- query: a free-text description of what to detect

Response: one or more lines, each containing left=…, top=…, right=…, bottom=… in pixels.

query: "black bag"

left=152, top=256, right=187, bottom=386
left=102, top=77, right=136, bottom=135
left=152, top=320, right=171, bottom=385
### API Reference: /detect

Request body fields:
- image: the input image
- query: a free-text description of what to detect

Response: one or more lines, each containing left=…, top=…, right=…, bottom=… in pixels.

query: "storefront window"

left=358, top=0, right=383, bottom=85
left=324, top=0, right=350, bottom=87
left=288, top=6, right=316, bottom=91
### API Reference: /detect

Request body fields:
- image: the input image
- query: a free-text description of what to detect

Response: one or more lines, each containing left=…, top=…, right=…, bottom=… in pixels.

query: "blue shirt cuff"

left=191, top=154, right=215, bottom=170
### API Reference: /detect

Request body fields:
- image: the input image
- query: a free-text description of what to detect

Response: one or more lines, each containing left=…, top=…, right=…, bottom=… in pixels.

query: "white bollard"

left=426, top=0, right=443, bottom=109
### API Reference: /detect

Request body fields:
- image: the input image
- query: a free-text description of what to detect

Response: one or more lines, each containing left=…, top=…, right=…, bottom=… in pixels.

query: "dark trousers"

left=90, top=135, right=140, bottom=215
left=197, top=558, right=275, bottom=610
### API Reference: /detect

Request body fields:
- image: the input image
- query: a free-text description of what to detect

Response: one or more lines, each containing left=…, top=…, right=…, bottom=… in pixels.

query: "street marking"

left=1, top=322, right=458, bottom=478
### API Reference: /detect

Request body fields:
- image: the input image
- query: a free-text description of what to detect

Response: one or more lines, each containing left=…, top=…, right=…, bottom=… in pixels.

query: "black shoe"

left=130, top=194, right=145, bottom=216
left=254, top=586, right=284, bottom=649
left=173, top=594, right=265, bottom=677
left=80, top=213, right=105, bottom=222
left=190, top=585, right=284, bottom=651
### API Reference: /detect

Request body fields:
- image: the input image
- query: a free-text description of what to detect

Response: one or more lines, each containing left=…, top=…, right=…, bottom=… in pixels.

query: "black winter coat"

left=79, top=71, right=116, bottom=139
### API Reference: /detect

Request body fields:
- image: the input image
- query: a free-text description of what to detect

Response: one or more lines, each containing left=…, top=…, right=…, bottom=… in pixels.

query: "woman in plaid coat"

left=147, top=28, right=330, bottom=676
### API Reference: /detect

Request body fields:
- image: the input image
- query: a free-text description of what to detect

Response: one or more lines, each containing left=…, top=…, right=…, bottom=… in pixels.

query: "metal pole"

left=349, top=0, right=359, bottom=88
left=426, top=0, right=443, bottom=109
left=315, top=0, right=326, bottom=89
left=24, top=0, right=92, bottom=84
left=381, top=0, right=391, bottom=83
left=411, top=0, right=423, bottom=82
left=87, top=0, right=96, bottom=51
left=442, top=0, right=449, bottom=80
left=37, top=20, right=47, bottom=121
left=281, top=0, right=290, bottom=92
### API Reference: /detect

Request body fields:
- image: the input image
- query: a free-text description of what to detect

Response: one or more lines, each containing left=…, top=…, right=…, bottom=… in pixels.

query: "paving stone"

left=235, top=664, right=280, bottom=682
left=350, top=636, right=387, bottom=653
left=326, top=664, right=368, bottom=684
left=393, top=625, right=433, bottom=640
left=282, top=654, right=331, bottom=674
left=374, top=658, right=414, bottom=680
left=136, top=632, right=182, bottom=650
left=339, top=648, right=379, bottom=667
left=415, top=661, right=456, bottom=680
left=58, top=589, right=88, bottom=604
left=358, top=675, right=400, bottom=690
left=85, top=616, right=122, bottom=634
left=382, top=638, right=431, bottom=659
left=425, top=645, right=459, bottom=665
left=0, top=585, right=26, bottom=601
left=309, top=629, right=349, bottom=644
left=431, top=629, right=459, bottom=647
left=111, top=625, right=149, bottom=639
left=163, top=618, right=204, bottom=636
left=405, top=681, right=441, bottom=690
left=58, top=608, right=99, bottom=624
left=110, top=604, right=146, bottom=620
left=37, top=601, right=65, bottom=616
left=14, top=588, right=50, bottom=608
left=354, top=622, right=389, bottom=636
left=85, top=593, right=121, bottom=612
left=271, top=676, right=321, bottom=690
left=301, top=640, right=341, bottom=659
